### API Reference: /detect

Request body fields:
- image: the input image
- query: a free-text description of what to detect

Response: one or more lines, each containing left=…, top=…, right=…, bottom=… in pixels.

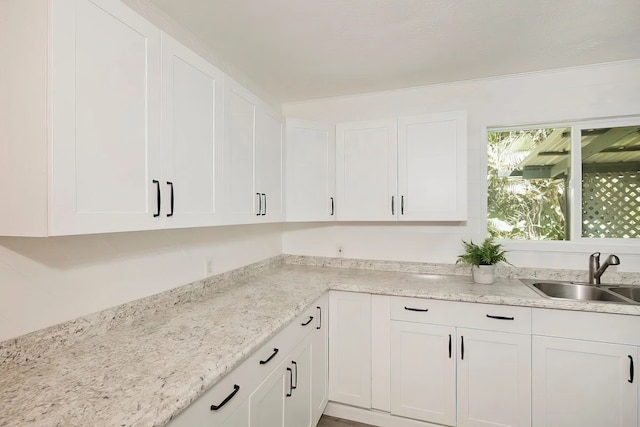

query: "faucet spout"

left=589, top=252, right=620, bottom=285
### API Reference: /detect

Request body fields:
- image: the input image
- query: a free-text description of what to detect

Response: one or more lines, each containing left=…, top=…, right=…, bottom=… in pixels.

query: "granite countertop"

left=1, top=259, right=640, bottom=427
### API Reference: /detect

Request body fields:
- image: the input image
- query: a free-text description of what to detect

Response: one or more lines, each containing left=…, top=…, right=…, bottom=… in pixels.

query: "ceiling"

left=147, top=0, right=640, bottom=102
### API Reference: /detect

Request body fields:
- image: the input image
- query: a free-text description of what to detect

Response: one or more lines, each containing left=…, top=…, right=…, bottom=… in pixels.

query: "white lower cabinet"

left=390, top=321, right=456, bottom=425
left=249, top=334, right=316, bottom=427
left=390, top=323, right=531, bottom=427
left=220, top=398, right=250, bottom=427
left=532, top=336, right=637, bottom=427
left=388, top=300, right=531, bottom=427
left=284, top=339, right=314, bottom=427
left=330, top=294, right=531, bottom=427
left=166, top=362, right=252, bottom=426
left=531, top=308, right=639, bottom=427
left=168, top=294, right=327, bottom=427
left=328, top=291, right=372, bottom=409
left=249, top=355, right=288, bottom=427
left=457, top=328, right=531, bottom=427
left=311, top=300, right=330, bottom=425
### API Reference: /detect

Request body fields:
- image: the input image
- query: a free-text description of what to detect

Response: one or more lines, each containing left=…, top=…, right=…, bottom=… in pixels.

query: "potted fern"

left=456, top=238, right=509, bottom=284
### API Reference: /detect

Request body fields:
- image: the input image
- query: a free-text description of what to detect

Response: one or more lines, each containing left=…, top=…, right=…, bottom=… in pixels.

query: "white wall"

left=0, top=224, right=282, bottom=341
left=282, top=60, right=640, bottom=272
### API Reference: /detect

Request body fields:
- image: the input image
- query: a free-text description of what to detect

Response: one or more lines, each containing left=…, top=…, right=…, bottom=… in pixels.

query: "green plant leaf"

left=456, top=238, right=510, bottom=266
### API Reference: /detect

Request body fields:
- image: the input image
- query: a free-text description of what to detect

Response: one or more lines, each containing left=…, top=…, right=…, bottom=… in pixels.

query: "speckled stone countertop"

left=1, top=256, right=640, bottom=427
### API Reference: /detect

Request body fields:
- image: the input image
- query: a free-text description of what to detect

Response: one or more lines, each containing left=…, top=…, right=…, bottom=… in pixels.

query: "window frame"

left=483, top=115, right=640, bottom=254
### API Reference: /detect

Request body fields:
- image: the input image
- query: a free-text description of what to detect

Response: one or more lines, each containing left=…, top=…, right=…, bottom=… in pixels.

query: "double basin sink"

left=521, top=279, right=640, bottom=305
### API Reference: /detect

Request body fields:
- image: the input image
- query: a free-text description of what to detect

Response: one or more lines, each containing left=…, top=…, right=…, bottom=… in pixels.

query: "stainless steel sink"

left=606, top=286, right=640, bottom=303
left=521, top=279, right=639, bottom=304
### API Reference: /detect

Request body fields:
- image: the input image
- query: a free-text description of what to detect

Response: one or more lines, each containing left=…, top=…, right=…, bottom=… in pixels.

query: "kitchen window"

left=487, top=118, right=640, bottom=242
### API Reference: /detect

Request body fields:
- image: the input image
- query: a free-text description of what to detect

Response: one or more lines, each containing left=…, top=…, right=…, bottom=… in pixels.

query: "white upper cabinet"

left=222, top=77, right=257, bottom=223
left=336, top=119, right=398, bottom=221
left=285, top=119, right=336, bottom=222
left=0, top=0, right=246, bottom=236
left=160, top=32, right=224, bottom=228
left=255, top=106, right=284, bottom=222
left=397, top=111, right=467, bottom=221
left=50, top=0, right=162, bottom=235
left=222, top=77, right=283, bottom=224
left=329, top=112, right=467, bottom=223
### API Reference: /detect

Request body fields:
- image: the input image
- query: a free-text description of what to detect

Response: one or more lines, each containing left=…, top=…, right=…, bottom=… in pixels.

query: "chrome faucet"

left=588, top=252, right=620, bottom=285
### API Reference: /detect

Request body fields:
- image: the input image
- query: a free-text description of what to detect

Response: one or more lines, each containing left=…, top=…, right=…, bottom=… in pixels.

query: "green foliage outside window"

left=487, top=129, right=567, bottom=240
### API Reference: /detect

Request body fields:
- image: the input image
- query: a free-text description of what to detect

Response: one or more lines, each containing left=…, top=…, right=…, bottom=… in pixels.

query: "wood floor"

left=317, top=415, right=376, bottom=427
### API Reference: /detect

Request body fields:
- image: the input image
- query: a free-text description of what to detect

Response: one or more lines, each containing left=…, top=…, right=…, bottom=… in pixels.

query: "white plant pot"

left=472, top=265, right=495, bottom=284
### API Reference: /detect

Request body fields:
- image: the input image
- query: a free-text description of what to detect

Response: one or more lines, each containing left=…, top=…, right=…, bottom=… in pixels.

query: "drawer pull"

left=286, top=368, right=293, bottom=397
left=256, top=193, right=261, bottom=216
left=629, top=355, right=635, bottom=383
left=291, top=361, right=298, bottom=389
left=486, top=314, right=515, bottom=320
left=316, top=306, right=322, bottom=330
left=153, top=180, right=161, bottom=217
left=404, top=306, right=429, bottom=312
left=210, top=384, right=239, bottom=411
left=259, top=348, right=279, bottom=365
left=301, top=316, right=314, bottom=326
left=166, top=181, right=174, bottom=217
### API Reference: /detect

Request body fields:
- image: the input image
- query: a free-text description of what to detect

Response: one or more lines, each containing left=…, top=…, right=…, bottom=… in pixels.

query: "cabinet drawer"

left=455, top=301, right=531, bottom=334
left=168, top=351, right=253, bottom=426
left=390, top=296, right=458, bottom=325
left=390, top=297, right=531, bottom=334
left=245, top=300, right=321, bottom=379
left=532, top=308, right=640, bottom=345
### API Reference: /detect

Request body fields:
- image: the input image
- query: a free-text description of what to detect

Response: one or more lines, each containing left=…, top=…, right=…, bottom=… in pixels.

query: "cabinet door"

left=255, top=106, right=284, bottom=222
left=220, top=399, right=250, bottom=427
left=167, top=377, right=250, bottom=427
left=390, top=321, right=456, bottom=426
left=249, top=359, right=287, bottom=427
left=457, top=328, right=531, bottom=427
left=285, top=338, right=313, bottom=427
left=328, top=291, right=371, bottom=408
left=532, top=336, right=637, bottom=427
left=222, top=77, right=257, bottom=223
left=311, top=296, right=329, bottom=424
left=160, top=32, right=223, bottom=228
left=285, top=119, right=336, bottom=222
left=51, top=0, right=161, bottom=235
left=397, top=111, right=467, bottom=221
left=336, top=119, right=397, bottom=221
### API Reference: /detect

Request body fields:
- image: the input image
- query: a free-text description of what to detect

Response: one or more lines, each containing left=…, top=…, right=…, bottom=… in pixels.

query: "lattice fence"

left=582, top=171, right=639, bottom=238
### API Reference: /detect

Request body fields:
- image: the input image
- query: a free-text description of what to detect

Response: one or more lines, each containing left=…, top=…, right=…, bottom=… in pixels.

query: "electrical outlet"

left=337, top=246, right=343, bottom=258
left=205, top=257, right=214, bottom=276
